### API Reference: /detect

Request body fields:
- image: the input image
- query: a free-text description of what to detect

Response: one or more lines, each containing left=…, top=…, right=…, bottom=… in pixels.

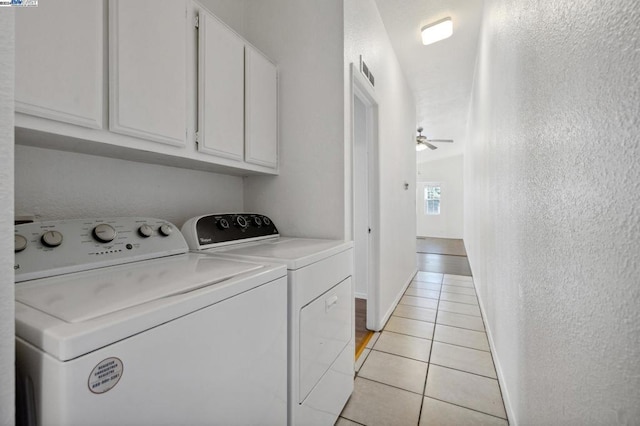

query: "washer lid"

left=16, top=253, right=262, bottom=323
left=214, top=238, right=353, bottom=270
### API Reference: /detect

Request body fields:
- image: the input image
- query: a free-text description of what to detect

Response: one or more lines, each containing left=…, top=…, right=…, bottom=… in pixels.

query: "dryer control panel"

left=181, top=213, right=279, bottom=250
left=14, top=217, right=188, bottom=282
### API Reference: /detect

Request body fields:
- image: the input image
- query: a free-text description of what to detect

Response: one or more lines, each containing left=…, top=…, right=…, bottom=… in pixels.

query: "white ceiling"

left=374, top=0, right=484, bottom=162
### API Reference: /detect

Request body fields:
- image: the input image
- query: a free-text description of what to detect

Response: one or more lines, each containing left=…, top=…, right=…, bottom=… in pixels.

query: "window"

left=424, top=184, right=441, bottom=215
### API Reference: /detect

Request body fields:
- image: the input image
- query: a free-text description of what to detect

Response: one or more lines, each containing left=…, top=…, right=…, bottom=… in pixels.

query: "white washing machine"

left=181, top=213, right=354, bottom=426
left=14, top=217, right=288, bottom=426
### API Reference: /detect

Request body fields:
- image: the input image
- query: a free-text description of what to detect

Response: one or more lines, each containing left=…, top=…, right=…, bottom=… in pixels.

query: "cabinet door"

left=15, top=0, right=103, bottom=129
left=109, top=0, right=187, bottom=147
left=245, top=46, right=278, bottom=168
left=197, top=11, right=245, bottom=161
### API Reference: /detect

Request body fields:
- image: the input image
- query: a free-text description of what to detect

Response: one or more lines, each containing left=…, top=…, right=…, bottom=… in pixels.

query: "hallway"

left=338, top=242, right=508, bottom=425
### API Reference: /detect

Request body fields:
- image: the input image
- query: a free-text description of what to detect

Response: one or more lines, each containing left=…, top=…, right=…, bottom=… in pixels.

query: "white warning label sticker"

left=88, top=357, right=123, bottom=394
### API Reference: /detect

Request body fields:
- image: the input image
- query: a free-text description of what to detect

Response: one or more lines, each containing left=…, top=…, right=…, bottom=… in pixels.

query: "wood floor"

left=355, top=298, right=371, bottom=357
left=416, top=253, right=472, bottom=276
left=416, top=237, right=467, bottom=257
left=355, top=237, right=471, bottom=359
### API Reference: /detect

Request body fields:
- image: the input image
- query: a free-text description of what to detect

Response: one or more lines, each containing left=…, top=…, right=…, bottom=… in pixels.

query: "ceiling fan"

left=416, top=127, right=453, bottom=151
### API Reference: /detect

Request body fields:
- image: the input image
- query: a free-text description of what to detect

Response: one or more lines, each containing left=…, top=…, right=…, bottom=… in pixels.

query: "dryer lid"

left=15, top=253, right=262, bottom=323
left=216, top=238, right=353, bottom=270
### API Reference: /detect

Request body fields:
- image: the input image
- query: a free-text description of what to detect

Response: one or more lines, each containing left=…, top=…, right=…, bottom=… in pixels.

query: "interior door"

left=352, top=64, right=380, bottom=331
left=353, top=96, right=370, bottom=300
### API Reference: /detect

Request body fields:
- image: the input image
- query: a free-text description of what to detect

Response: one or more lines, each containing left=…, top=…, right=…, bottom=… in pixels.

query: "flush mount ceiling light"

left=421, top=17, right=453, bottom=45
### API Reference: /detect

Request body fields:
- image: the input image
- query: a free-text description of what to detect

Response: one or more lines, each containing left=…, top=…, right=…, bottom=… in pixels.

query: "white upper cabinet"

left=15, top=0, right=104, bottom=129
left=14, top=1, right=277, bottom=175
left=196, top=9, right=278, bottom=170
left=245, top=46, right=278, bottom=168
left=109, top=0, right=188, bottom=147
left=197, top=11, right=245, bottom=161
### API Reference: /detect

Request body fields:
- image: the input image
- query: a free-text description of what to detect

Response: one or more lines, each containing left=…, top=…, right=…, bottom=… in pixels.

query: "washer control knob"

left=262, top=216, right=271, bottom=226
left=15, top=234, right=28, bottom=252
left=235, top=215, right=248, bottom=228
left=217, top=218, right=230, bottom=230
left=253, top=216, right=262, bottom=227
left=93, top=224, right=117, bottom=243
left=138, top=224, right=154, bottom=238
left=41, top=230, right=63, bottom=248
left=158, top=224, right=173, bottom=236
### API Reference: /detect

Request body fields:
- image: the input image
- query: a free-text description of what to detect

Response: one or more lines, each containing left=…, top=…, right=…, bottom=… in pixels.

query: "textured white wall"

left=417, top=155, right=463, bottom=239
left=15, top=145, right=243, bottom=228
left=241, top=0, right=346, bottom=239
left=0, top=10, right=15, bottom=426
left=345, top=0, right=417, bottom=326
left=465, top=1, right=640, bottom=424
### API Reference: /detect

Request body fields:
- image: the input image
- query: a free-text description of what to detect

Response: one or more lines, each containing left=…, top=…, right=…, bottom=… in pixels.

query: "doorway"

left=351, top=63, right=380, bottom=343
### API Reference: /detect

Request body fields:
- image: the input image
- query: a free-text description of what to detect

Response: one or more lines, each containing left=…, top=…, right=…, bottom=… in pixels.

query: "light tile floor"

left=338, top=272, right=508, bottom=426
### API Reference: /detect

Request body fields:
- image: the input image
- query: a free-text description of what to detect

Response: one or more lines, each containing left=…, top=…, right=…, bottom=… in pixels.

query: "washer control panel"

left=181, top=213, right=278, bottom=250
left=14, top=217, right=188, bottom=282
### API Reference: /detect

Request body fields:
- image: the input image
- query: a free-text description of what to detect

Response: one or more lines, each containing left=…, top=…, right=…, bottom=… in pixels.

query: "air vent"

left=359, top=55, right=375, bottom=88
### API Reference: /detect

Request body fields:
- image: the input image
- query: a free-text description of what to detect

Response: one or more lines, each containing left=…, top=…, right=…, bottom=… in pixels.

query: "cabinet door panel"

left=245, top=47, right=278, bottom=168
left=197, top=12, right=244, bottom=161
left=109, top=0, right=187, bottom=147
left=15, top=0, right=103, bottom=129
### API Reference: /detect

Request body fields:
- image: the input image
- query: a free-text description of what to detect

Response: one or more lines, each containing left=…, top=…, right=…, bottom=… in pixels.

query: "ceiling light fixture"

left=416, top=127, right=454, bottom=151
left=421, top=17, right=453, bottom=46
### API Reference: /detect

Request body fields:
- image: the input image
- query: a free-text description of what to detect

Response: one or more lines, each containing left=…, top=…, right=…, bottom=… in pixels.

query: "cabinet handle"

left=325, top=295, right=338, bottom=312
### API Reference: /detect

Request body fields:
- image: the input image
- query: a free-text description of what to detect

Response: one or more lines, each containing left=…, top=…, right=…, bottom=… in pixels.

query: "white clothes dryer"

left=181, top=213, right=355, bottom=426
left=14, top=217, right=288, bottom=426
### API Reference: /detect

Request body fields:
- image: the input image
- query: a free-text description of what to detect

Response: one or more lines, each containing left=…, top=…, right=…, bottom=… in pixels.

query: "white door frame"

left=350, top=63, right=381, bottom=331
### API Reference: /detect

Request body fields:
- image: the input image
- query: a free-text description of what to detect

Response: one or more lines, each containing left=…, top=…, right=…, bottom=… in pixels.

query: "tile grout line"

left=368, top=341, right=497, bottom=380
left=386, top=317, right=489, bottom=350
left=353, top=375, right=426, bottom=397
left=427, top=361, right=499, bottom=380
left=390, top=310, right=486, bottom=334
left=405, top=291, right=479, bottom=306
left=416, top=273, right=444, bottom=426
left=434, top=308, right=482, bottom=318
left=424, top=395, right=509, bottom=421
left=367, top=346, right=431, bottom=364
left=429, top=338, right=490, bottom=353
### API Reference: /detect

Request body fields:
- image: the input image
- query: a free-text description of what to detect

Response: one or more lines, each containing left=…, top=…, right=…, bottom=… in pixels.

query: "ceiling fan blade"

left=425, top=141, right=438, bottom=150
left=427, top=139, right=454, bottom=143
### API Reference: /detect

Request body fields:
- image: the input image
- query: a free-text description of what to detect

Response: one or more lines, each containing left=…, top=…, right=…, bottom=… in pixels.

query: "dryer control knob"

left=138, top=224, right=154, bottom=238
left=235, top=215, right=248, bottom=228
left=93, top=224, right=117, bottom=243
left=217, top=218, right=230, bottom=230
left=41, top=230, right=63, bottom=248
left=15, top=234, right=28, bottom=252
left=253, top=216, right=262, bottom=227
left=158, top=224, right=173, bottom=236
left=262, top=216, right=271, bottom=226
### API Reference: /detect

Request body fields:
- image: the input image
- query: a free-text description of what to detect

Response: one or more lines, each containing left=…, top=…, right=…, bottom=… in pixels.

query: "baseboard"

left=354, top=292, right=368, bottom=300
left=474, top=277, right=517, bottom=425
left=376, top=268, right=417, bottom=330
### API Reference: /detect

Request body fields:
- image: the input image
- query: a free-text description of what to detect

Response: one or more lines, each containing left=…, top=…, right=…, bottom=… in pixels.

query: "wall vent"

left=359, top=55, right=375, bottom=88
